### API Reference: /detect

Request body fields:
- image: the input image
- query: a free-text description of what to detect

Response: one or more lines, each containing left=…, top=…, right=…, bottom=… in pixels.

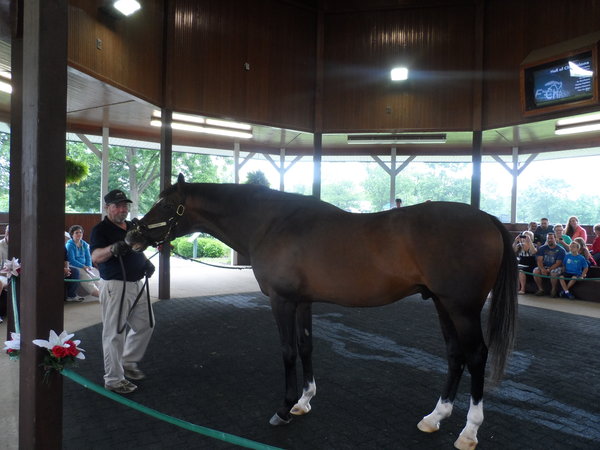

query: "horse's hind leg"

left=269, top=295, right=300, bottom=425
left=291, top=302, right=316, bottom=416
left=432, top=300, right=487, bottom=450
left=418, top=298, right=465, bottom=433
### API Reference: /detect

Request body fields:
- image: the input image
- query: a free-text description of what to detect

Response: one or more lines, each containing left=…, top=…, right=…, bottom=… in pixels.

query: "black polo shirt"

left=90, top=216, right=147, bottom=281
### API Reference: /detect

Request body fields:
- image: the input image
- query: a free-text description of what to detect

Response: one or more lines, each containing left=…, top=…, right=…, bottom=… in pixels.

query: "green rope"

left=61, top=369, right=282, bottom=450
left=64, top=277, right=101, bottom=282
left=520, top=269, right=600, bottom=281
left=10, top=277, right=19, bottom=334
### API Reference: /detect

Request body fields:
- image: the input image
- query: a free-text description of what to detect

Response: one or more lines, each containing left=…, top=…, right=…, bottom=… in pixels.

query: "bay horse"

left=126, top=174, right=517, bottom=450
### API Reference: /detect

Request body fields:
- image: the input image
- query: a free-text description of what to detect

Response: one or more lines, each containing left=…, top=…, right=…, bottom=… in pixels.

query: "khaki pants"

left=99, top=279, right=154, bottom=386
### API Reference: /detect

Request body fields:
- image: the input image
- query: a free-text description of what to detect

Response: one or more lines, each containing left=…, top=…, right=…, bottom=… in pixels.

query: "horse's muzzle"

left=125, top=227, right=149, bottom=252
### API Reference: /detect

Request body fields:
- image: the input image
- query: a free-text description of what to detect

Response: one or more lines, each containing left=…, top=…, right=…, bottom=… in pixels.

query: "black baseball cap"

left=104, top=189, right=132, bottom=205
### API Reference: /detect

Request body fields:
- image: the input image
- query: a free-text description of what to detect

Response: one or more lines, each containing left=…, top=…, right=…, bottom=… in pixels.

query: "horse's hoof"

left=417, top=418, right=440, bottom=433
left=291, top=402, right=311, bottom=416
left=269, top=413, right=292, bottom=426
left=454, top=435, right=477, bottom=450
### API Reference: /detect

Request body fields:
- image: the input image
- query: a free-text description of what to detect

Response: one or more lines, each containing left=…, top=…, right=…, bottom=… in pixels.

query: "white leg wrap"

left=454, top=398, right=483, bottom=450
left=291, top=379, right=316, bottom=416
left=417, top=398, right=453, bottom=433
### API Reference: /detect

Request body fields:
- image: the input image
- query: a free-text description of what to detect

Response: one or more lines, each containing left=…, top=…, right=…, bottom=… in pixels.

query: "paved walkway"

left=2, top=256, right=600, bottom=449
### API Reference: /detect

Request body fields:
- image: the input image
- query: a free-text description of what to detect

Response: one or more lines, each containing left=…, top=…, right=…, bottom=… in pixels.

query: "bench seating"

left=522, top=265, right=600, bottom=303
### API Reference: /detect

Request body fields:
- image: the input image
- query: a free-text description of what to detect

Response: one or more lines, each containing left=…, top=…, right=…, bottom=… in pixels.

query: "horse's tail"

left=486, top=214, right=518, bottom=384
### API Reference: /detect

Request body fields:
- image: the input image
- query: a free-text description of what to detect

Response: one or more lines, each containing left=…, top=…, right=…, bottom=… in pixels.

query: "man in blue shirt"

left=533, top=232, right=566, bottom=298
left=91, top=189, right=155, bottom=394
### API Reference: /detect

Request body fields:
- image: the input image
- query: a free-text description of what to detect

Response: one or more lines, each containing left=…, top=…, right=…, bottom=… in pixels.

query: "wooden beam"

left=19, top=1, right=68, bottom=448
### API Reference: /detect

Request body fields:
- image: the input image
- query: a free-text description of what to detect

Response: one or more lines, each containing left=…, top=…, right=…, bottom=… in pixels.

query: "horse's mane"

left=161, top=181, right=344, bottom=213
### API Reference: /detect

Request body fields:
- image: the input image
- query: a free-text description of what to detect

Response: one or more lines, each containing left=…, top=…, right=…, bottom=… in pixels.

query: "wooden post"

left=159, top=108, right=172, bottom=300
left=19, top=1, right=68, bottom=448
left=7, top=0, right=23, bottom=340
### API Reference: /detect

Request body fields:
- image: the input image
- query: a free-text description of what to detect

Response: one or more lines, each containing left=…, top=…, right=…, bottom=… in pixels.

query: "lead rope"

left=115, top=254, right=155, bottom=334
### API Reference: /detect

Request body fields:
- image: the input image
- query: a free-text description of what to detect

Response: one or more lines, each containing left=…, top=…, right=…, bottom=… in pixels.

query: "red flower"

left=51, top=345, right=68, bottom=359
left=64, top=340, right=80, bottom=357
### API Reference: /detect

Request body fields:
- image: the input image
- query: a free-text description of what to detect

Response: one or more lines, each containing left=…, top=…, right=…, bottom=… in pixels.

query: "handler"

left=90, top=189, right=155, bottom=394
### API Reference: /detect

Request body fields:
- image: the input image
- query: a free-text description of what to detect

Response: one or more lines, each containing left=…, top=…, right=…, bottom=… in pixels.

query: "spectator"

left=559, top=241, right=589, bottom=300
left=565, top=216, right=587, bottom=242
left=533, top=232, right=566, bottom=298
left=573, top=237, right=596, bottom=266
left=0, top=224, right=8, bottom=290
left=65, top=247, right=84, bottom=302
left=533, top=218, right=554, bottom=247
left=591, top=223, right=600, bottom=265
left=395, top=198, right=402, bottom=208
left=553, top=223, right=571, bottom=251
left=66, top=225, right=100, bottom=297
left=513, top=230, right=536, bottom=294
left=0, top=224, right=8, bottom=321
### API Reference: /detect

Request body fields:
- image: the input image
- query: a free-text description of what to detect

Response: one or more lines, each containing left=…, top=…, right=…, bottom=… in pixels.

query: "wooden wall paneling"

left=322, top=4, right=477, bottom=132
left=169, top=0, right=315, bottom=131
left=67, top=0, right=164, bottom=105
left=483, top=0, right=600, bottom=129
left=170, top=0, right=248, bottom=119
left=246, top=0, right=316, bottom=130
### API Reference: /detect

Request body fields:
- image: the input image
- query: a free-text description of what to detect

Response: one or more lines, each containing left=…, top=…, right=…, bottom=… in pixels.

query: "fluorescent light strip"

left=555, top=120, right=600, bottom=135
left=0, top=80, right=11, bottom=94
left=150, top=120, right=252, bottom=139
left=556, top=113, right=600, bottom=126
left=206, top=118, right=251, bottom=130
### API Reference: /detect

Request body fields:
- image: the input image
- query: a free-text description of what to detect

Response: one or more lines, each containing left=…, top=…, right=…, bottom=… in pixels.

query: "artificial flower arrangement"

left=33, top=330, right=85, bottom=376
left=3, top=332, right=20, bottom=360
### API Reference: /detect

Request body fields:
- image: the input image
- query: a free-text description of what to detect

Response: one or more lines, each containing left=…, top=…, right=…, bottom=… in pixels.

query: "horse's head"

left=126, top=173, right=187, bottom=252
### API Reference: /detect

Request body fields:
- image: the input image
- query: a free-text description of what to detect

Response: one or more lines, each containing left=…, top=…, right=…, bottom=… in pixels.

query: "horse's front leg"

left=269, top=295, right=299, bottom=426
left=291, top=301, right=316, bottom=416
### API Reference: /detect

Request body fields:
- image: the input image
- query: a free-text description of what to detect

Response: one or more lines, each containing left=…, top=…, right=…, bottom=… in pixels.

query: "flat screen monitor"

left=521, top=48, right=598, bottom=115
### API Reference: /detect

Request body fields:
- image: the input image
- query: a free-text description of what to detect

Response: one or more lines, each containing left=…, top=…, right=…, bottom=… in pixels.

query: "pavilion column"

left=7, top=0, right=23, bottom=340
left=159, top=108, right=172, bottom=299
left=19, top=1, right=68, bottom=449
left=471, top=130, right=482, bottom=209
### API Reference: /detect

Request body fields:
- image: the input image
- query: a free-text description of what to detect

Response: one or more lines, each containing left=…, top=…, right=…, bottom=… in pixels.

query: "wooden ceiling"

left=0, top=2, right=599, bottom=160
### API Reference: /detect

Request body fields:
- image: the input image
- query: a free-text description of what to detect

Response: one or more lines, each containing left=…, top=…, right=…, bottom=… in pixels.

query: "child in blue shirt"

left=559, top=241, right=589, bottom=299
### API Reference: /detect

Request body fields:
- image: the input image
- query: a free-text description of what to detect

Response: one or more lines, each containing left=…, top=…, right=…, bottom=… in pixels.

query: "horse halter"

left=132, top=198, right=186, bottom=247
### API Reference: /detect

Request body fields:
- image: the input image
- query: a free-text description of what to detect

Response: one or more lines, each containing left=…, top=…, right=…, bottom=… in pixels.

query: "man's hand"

left=110, top=241, right=130, bottom=257
left=144, top=260, right=155, bottom=278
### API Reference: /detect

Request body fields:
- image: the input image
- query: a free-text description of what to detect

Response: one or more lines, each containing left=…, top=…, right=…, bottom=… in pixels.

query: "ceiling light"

left=391, top=67, right=409, bottom=81
left=152, top=110, right=205, bottom=124
left=0, top=80, right=11, bottom=94
left=347, top=133, right=446, bottom=144
left=150, top=117, right=253, bottom=139
left=113, top=0, right=141, bottom=16
left=556, top=113, right=600, bottom=126
left=555, top=120, right=600, bottom=135
left=205, top=118, right=252, bottom=130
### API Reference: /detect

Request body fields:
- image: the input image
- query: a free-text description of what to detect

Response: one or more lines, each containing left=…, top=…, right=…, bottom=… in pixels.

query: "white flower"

left=1, top=257, right=20, bottom=279
left=33, top=330, right=86, bottom=360
left=3, top=332, right=20, bottom=352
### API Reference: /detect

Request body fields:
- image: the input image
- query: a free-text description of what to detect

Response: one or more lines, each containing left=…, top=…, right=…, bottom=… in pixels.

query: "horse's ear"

left=177, top=173, right=185, bottom=184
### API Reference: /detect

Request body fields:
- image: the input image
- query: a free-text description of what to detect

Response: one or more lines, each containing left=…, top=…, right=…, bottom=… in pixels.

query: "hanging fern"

left=65, top=157, right=89, bottom=185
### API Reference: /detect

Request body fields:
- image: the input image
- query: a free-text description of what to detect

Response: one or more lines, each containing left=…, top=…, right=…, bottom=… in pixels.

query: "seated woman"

left=559, top=241, right=589, bottom=300
left=513, top=230, right=536, bottom=294
left=565, top=216, right=587, bottom=243
left=65, top=225, right=100, bottom=297
left=591, top=223, right=600, bottom=265
left=573, top=237, right=596, bottom=266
